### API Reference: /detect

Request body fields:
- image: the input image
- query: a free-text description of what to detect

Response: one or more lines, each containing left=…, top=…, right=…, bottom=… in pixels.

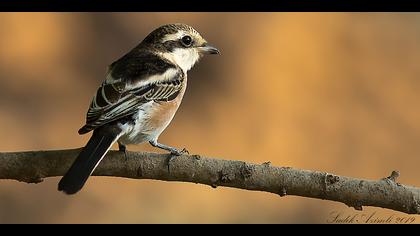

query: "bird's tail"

left=58, top=126, right=122, bottom=194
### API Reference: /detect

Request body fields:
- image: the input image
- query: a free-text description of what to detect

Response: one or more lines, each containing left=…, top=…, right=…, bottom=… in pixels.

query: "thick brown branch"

left=0, top=149, right=419, bottom=214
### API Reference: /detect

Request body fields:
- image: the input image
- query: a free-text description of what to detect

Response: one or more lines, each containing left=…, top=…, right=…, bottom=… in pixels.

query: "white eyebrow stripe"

left=161, top=31, right=185, bottom=43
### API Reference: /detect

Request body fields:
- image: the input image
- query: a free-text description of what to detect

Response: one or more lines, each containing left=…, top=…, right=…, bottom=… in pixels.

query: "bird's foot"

left=118, top=143, right=128, bottom=159
left=170, top=147, right=189, bottom=156
left=149, top=140, right=189, bottom=156
left=166, top=148, right=189, bottom=173
left=149, top=140, right=190, bottom=172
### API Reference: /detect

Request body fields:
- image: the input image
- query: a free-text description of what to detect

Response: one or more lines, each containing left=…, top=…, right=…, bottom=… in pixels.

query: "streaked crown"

left=141, top=23, right=207, bottom=52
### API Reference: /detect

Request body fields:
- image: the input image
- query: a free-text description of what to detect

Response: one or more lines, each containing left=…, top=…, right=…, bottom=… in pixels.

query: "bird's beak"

left=198, top=44, right=220, bottom=55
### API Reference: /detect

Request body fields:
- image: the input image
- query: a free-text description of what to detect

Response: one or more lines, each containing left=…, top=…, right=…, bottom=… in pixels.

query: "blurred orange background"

left=1, top=13, right=420, bottom=223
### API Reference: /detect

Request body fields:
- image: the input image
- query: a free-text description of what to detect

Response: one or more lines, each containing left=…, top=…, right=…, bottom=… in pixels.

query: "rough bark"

left=0, top=149, right=419, bottom=214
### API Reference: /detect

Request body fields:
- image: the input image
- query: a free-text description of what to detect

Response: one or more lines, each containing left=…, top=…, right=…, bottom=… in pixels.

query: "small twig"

left=385, top=170, right=401, bottom=182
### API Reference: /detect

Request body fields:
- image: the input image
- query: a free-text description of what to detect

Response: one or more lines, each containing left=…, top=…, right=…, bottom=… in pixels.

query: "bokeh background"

left=0, top=13, right=420, bottom=223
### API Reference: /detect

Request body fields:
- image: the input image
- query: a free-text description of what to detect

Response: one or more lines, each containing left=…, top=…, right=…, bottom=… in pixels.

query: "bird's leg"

left=149, top=140, right=188, bottom=155
left=149, top=140, right=189, bottom=172
left=118, top=142, right=128, bottom=159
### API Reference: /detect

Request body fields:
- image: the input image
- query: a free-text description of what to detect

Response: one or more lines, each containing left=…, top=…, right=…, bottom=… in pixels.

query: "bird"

left=58, top=23, right=219, bottom=194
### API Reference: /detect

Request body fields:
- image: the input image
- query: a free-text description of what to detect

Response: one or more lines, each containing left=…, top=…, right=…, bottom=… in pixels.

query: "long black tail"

left=58, top=126, right=121, bottom=194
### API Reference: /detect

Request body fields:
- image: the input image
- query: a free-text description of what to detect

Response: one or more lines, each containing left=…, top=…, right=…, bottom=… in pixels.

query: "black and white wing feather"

left=79, top=53, right=184, bottom=134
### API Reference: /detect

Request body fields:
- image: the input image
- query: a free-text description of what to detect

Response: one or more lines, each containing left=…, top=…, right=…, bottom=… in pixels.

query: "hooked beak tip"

left=200, top=45, right=220, bottom=55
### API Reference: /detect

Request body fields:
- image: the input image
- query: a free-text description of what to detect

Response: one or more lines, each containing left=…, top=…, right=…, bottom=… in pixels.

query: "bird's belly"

left=119, top=87, right=186, bottom=145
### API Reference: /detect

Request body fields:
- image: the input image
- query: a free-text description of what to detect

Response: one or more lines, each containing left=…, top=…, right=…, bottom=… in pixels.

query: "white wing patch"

left=126, top=68, right=180, bottom=90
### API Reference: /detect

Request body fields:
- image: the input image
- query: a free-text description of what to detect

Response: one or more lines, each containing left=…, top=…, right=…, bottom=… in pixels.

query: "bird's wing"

left=79, top=64, right=184, bottom=134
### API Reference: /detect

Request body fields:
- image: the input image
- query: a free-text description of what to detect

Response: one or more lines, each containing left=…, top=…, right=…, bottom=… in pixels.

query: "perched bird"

left=58, top=23, right=219, bottom=194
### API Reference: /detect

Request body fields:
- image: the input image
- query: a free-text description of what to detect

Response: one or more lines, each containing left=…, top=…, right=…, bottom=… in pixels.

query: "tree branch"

left=0, top=149, right=419, bottom=214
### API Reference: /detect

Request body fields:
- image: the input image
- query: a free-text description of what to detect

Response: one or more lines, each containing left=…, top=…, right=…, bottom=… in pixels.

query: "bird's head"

left=142, top=23, right=220, bottom=72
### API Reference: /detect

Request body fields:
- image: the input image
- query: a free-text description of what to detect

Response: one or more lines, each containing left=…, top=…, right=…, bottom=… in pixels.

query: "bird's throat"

left=161, top=48, right=200, bottom=73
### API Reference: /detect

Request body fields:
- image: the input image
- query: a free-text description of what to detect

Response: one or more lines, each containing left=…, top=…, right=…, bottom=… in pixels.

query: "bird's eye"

left=181, top=36, right=193, bottom=47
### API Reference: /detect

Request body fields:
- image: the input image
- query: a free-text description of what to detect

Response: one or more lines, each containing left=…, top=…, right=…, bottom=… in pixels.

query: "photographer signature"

left=327, top=211, right=416, bottom=224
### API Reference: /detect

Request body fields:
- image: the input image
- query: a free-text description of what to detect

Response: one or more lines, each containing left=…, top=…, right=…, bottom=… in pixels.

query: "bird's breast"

left=120, top=80, right=187, bottom=144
